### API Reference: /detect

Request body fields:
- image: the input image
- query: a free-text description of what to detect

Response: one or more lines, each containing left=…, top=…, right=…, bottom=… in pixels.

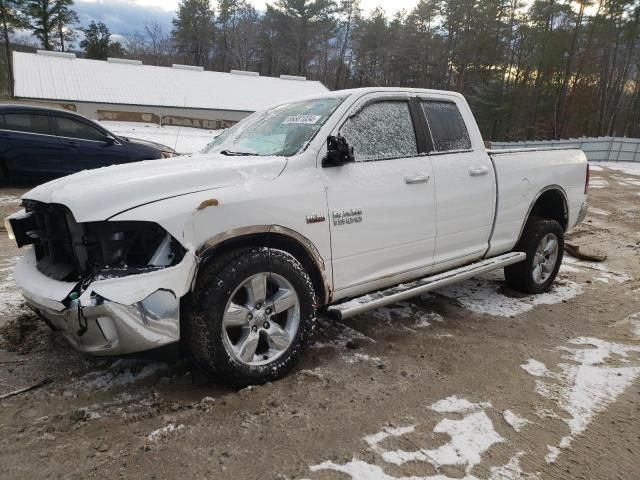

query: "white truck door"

left=420, top=100, right=495, bottom=265
left=322, top=97, right=437, bottom=295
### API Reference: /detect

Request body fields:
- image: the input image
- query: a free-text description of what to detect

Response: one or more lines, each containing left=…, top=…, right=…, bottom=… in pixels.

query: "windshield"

left=203, top=96, right=344, bottom=157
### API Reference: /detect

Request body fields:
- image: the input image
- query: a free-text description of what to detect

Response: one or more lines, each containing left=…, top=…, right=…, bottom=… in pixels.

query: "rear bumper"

left=14, top=249, right=196, bottom=355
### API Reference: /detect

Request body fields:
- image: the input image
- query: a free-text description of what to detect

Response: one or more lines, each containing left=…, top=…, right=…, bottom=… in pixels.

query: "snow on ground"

left=0, top=257, right=24, bottom=315
left=308, top=332, right=640, bottom=479
left=589, top=176, right=609, bottom=188
left=146, top=423, right=184, bottom=443
left=430, top=396, right=491, bottom=413
left=310, top=397, right=536, bottom=480
left=0, top=194, right=21, bottom=205
left=428, top=271, right=583, bottom=318
left=502, top=410, right=532, bottom=432
left=73, top=359, right=168, bottom=391
left=522, top=337, right=640, bottom=464
left=591, top=161, right=640, bottom=176
left=98, top=121, right=223, bottom=155
left=588, top=207, right=610, bottom=216
left=563, top=257, right=632, bottom=284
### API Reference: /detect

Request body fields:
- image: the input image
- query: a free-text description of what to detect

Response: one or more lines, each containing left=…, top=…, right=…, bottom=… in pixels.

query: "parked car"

left=6, top=88, right=589, bottom=386
left=0, top=105, right=177, bottom=183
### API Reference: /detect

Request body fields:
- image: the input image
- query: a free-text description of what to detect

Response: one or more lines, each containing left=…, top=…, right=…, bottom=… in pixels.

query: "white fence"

left=489, top=137, right=640, bottom=162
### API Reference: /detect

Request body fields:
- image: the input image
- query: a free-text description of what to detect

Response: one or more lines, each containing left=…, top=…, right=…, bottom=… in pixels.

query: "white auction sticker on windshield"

left=283, top=115, right=322, bottom=125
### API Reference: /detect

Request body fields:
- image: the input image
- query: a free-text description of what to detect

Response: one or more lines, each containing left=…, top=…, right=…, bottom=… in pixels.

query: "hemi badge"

left=306, top=214, right=326, bottom=224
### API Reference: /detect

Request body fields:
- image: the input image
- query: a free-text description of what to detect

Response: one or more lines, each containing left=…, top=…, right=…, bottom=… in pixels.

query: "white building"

left=11, top=50, right=329, bottom=129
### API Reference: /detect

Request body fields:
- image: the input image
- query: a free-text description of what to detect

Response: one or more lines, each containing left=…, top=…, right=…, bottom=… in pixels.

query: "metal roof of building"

left=13, top=51, right=329, bottom=112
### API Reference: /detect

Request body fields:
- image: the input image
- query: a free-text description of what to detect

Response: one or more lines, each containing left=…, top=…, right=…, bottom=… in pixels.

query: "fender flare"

left=515, top=184, right=569, bottom=245
left=194, top=224, right=331, bottom=303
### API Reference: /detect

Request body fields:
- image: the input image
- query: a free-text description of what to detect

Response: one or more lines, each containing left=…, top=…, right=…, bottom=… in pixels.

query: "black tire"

left=504, top=218, right=564, bottom=294
left=185, top=247, right=318, bottom=387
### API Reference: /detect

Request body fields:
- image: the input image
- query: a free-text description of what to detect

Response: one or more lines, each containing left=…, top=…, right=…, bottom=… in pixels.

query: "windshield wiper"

left=220, top=149, right=255, bottom=156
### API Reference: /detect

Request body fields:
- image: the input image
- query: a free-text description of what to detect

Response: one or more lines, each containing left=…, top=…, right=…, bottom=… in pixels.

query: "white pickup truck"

left=6, top=88, right=589, bottom=385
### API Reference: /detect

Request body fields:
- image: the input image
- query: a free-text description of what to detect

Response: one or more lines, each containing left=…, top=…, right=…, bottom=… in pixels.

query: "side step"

left=326, top=252, right=526, bottom=320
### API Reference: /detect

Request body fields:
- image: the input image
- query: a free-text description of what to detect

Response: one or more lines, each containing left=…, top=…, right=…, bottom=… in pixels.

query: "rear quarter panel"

left=487, top=148, right=587, bottom=257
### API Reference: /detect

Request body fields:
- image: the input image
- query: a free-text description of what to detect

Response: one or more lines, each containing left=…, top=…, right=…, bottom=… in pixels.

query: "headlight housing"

left=21, top=200, right=186, bottom=281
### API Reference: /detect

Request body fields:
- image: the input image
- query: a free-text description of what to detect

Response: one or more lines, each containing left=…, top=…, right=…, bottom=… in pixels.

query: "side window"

left=54, top=117, right=107, bottom=141
left=3, top=113, right=51, bottom=135
left=340, top=101, right=417, bottom=162
left=421, top=101, right=471, bottom=152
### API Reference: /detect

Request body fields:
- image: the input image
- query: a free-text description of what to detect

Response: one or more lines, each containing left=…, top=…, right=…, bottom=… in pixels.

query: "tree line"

left=1, top=0, right=640, bottom=140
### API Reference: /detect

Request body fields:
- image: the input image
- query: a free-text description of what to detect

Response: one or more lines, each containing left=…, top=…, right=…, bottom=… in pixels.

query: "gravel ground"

left=0, top=165, right=639, bottom=479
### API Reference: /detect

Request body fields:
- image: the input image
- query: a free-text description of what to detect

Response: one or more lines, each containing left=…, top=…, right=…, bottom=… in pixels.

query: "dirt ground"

left=0, top=165, right=639, bottom=480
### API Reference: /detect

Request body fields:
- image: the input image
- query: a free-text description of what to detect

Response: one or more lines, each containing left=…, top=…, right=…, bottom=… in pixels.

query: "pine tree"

left=171, top=0, right=215, bottom=68
left=0, top=0, right=28, bottom=96
left=80, top=21, right=121, bottom=60
left=52, top=0, right=78, bottom=51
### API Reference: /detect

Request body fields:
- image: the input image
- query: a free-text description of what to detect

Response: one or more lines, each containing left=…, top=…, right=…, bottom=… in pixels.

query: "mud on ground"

left=0, top=166, right=639, bottom=480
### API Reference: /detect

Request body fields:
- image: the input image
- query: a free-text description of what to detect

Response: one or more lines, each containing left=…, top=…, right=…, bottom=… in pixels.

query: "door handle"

left=404, top=173, right=430, bottom=184
left=469, top=166, right=490, bottom=176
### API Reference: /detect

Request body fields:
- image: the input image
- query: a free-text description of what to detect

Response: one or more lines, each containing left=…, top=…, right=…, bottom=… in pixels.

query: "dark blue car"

left=0, top=105, right=178, bottom=184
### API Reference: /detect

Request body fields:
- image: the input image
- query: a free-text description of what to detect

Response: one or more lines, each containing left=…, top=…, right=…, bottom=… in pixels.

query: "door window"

left=54, top=116, right=108, bottom=141
left=421, top=101, right=471, bottom=152
left=340, top=101, right=418, bottom=161
left=3, top=113, right=51, bottom=135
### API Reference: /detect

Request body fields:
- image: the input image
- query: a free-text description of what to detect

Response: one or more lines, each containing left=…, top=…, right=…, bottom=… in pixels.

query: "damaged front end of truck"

left=6, top=200, right=196, bottom=355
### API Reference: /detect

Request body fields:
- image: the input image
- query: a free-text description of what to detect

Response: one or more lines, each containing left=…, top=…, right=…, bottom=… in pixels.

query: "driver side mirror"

left=103, top=135, right=116, bottom=146
left=322, top=135, right=354, bottom=168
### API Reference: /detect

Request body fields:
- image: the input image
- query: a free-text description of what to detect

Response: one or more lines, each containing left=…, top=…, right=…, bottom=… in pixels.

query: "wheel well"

left=197, top=232, right=329, bottom=305
left=528, top=189, right=568, bottom=231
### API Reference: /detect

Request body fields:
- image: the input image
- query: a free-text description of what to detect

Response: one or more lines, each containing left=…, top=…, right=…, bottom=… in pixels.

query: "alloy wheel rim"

left=222, top=272, right=300, bottom=366
left=532, top=233, right=559, bottom=284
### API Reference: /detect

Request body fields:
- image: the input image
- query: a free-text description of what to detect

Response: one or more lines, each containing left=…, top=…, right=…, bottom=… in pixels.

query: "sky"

left=74, top=0, right=419, bottom=37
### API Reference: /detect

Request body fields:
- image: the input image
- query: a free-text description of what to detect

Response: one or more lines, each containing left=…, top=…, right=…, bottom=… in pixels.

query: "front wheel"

left=504, top=218, right=564, bottom=294
left=185, top=247, right=318, bottom=386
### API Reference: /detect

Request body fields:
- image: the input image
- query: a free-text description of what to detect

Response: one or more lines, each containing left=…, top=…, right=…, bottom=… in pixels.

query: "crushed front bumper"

left=14, top=249, right=196, bottom=355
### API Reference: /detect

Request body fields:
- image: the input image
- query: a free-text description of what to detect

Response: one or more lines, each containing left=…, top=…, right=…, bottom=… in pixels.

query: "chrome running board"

left=327, top=252, right=526, bottom=320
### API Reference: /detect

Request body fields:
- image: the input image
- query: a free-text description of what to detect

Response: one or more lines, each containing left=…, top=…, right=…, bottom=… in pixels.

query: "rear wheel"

left=185, top=247, right=317, bottom=386
left=504, top=218, right=564, bottom=294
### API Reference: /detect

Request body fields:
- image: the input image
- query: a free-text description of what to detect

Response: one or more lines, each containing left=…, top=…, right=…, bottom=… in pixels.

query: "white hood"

left=22, top=153, right=287, bottom=222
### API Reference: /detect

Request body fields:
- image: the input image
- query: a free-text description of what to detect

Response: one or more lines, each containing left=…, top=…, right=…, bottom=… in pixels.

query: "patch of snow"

left=0, top=257, right=24, bottom=316
left=415, top=311, right=445, bottom=328
left=588, top=207, right=610, bottom=216
left=99, top=121, right=223, bottom=154
left=312, top=318, right=375, bottom=349
left=0, top=194, right=21, bottom=206
left=344, top=352, right=383, bottom=364
left=365, top=425, right=416, bottom=453
left=544, top=446, right=561, bottom=464
left=502, top=410, right=532, bottom=432
left=489, top=452, right=540, bottom=479
left=380, top=411, right=504, bottom=470
left=310, top=397, right=524, bottom=479
left=74, top=360, right=168, bottom=391
left=524, top=337, right=640, bottom=463
left=592, top=161, right=640, bottom=176
left=432, top=274, right=583, bottom=317
left=430, top=396, right=491, bottom=413
left=563, top=257, right=631, bottom=284
left=589, top=165, right=603, bottom=172
left=589, top=176, right=608, bottom=188
left=521, top=359, right=549, bottom=377
left=146, top=423, right=184, bottom=443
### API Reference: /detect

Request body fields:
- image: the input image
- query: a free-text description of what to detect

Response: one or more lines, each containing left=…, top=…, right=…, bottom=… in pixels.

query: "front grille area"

left=24, top=201, right=77, bottom=280
left=22, top=200, right=185, bottom=282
